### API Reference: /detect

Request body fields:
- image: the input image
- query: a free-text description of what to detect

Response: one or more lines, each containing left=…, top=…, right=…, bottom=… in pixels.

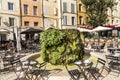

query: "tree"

left=81, top=0, right=116, bottom=28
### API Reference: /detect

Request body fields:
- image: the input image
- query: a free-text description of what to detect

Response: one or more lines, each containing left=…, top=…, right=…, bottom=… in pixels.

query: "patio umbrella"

left=21, top=28, right=43, bottom=40
left=21, top=28, right=43, bottom=34
left=77, top=27, right=92, bottom=32
left=92, top=26, right=112, bottom=32
left=91, top=26, right=113, bottom=37
left=0, top=29, right=10, bottom=34
left=92, top=26, right=113, bottom=47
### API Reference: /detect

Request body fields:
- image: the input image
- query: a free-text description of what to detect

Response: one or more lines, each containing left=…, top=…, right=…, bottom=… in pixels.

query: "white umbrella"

left=92, top=26, right=112, bottom=32
left=77, top=27, right=92, bottom=32
left=0, top=29, right=10, bottom=34
left=92, top=26, right=113, bottom=47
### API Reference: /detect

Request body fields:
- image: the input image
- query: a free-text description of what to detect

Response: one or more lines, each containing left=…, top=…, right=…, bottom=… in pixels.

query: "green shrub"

left=40, top=28, right=65, bottom=48
left=40, top=28, right=84, bottom=65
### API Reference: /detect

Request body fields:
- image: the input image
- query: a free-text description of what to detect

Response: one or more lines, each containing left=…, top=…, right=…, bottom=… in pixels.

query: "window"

left=0, top=35, right=6, bottom=41
left=72, top=17, right=75, bottom=25
left=33, top=6, right=37, bottom=16
left=63, top=2, right=67, bottom=12
left=71, top=3, right=75, bottom=13
left=0, top=17, right=1, bottom=26
left=112, top=20, right=114, bottom=24
left=24, top=21, right=29, bottom=26
left=0, top=0, right=2, bottom=9
left=8, top=2, right=14, bottom=10
left=44, top=6, right=49, bottom=14
left=79, top=4, right=82, bottom=12
left=24, top=4, right=28, bottom=14
left=9, top=18, right=14, bottom=26
left=63, top=16, right=67, bottom=25
left=79, top=16, right=83, bottom=25
left=33, top=0, right=37, bottom=1
left=34, top=22, right=38, bottom=26
left=53, top=20, right=57, bottom=27
left=53, top=8, right=57, bottom=16
left=45, top=19, right=50, bottom=27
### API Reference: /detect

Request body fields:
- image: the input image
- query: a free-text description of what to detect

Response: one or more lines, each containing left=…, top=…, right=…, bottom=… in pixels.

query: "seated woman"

left=7, top=39, right=15, bottom=53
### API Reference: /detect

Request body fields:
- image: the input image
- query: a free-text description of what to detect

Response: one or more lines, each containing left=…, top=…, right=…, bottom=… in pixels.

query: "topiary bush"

left=40, top=28, right=84, bottom=65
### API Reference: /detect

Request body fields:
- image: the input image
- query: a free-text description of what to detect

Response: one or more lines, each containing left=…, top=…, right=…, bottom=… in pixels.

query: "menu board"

left=119, top=31, right=120, bottom=38
left=112, top=30, right=118, bottom=37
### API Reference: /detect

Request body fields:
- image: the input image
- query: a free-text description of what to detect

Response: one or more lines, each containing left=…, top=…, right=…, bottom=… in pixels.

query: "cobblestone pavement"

left=0, top=52, right=120, bottom=80
left=0, top=70, right=120, bottom=80
left=0, top=72, right=16, bottom=80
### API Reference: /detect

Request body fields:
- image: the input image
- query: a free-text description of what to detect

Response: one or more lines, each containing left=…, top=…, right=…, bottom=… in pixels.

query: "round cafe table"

left=75, top=60, right=93, bottom=80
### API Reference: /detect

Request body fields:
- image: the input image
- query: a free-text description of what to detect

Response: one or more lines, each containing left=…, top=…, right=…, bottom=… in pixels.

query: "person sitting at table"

left=107, top=43, right=113, bottom=48
left=100, top=43, right=105, bottom=50
left=7, top=39, right=15, bottom=53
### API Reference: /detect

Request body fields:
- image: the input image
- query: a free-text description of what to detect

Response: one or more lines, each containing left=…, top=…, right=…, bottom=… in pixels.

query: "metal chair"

left=105, top=55, right=113, bottom=67
left=1, top=54, right=14, bottom=73
left=85, top=58, right=106, bottom=80
left=109, top=56, right=120, bottom=76
left=65, top=64, right=81, bottom=80
left=27, top=61, right=48, bottom=80
left=10, top=57, right=29, bottom=80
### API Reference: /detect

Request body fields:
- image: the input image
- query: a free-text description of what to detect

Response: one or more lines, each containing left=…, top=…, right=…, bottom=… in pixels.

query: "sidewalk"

left=0, top=70, right=120, bottom=80
left=0, top=51, right=120, bottom=80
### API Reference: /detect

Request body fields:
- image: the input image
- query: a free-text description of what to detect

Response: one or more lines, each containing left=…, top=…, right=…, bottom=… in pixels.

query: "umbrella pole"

left=98, top=32, right=101, bottom=51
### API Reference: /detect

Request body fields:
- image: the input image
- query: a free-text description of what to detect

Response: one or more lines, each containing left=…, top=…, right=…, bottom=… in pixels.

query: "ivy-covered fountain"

left=40, top=28, right=84, bottom=65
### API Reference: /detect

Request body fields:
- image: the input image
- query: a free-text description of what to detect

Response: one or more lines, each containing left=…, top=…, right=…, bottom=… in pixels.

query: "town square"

left=0, top=0, right=120, bottom=80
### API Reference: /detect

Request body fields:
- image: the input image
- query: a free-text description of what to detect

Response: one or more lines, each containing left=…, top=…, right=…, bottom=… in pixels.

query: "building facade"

left=43, top=0, right=59, bottom=29
left=20, top=0, right=42, bottom=29
left=0, top=0, right=20, bottom=40
left=77, top=0, right=87, bottom=28
left=60, top=0, right=77, bottom=29
left=107, top=0, right=120, bottom=27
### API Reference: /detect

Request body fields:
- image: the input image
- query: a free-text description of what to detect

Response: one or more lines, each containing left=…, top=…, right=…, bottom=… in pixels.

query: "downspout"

left=76, top=0, right=78, bottom=28
left=42, top=0, right=45, bottom=30
left=60, top=0, right=62, bottom=29
left=19, top=0, right=22, bottom=27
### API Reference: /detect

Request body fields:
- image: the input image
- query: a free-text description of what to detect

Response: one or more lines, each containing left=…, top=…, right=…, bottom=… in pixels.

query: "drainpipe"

left=19, top=0, right=22, bottom=39
left=42, top=0, right=45, bottom=30
left=60, top=0, right=62, bottom=29
left=19, top=0, right=22, bottom=27
left=76, top=0, right=78, bottom=28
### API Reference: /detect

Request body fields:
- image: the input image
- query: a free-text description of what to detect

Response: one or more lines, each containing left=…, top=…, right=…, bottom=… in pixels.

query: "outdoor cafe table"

left=75, top=60, right=93, bottom=80
left=108, top=48, right=120, bottom=53
left=91, top=45, right=102, bottom=52
left=108, top=53, right=120, bottom=57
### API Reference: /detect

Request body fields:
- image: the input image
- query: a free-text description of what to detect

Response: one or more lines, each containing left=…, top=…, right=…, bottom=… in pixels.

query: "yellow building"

left=77, top=0, right=87, bottom=28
